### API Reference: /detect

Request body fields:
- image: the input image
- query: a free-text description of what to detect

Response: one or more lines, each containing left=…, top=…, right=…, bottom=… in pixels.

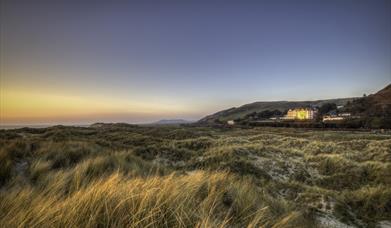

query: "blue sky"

left=1, top=0, right=390, bottom=124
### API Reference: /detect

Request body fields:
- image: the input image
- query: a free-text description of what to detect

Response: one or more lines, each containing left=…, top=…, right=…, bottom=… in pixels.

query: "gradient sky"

left=1, top=0, right=390, bottom=124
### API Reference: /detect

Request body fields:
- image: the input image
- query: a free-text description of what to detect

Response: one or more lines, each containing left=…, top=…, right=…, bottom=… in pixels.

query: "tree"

left=272, top=109, right=283, bottom=116
left=319, top=103, right=337, bottom=115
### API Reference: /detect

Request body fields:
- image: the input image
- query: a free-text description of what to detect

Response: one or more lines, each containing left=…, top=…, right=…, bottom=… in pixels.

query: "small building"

left=283, top=108, right=317, bottom=120
left=323, top=113, right=351, bottom=122
left=339, top=113, right=351, bottom=117
left=227, top=120, right=235, bottom=125
left=323, top=115, right=344, bottom=122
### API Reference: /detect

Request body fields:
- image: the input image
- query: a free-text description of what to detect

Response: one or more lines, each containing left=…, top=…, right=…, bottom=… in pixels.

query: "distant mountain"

left=199, top=98, right=355, bottom=123
left=153, top=119, right=193, bottom=125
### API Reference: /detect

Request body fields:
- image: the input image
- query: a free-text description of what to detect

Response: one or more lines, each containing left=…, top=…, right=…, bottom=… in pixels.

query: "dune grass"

left=0, top=125, right=390, bottom=227
left=0, top=171, right=312, bottom=228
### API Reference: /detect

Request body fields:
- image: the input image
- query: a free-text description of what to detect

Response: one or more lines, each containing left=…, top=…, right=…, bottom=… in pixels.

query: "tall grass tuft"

left=0, top=171, right=310, bottom=227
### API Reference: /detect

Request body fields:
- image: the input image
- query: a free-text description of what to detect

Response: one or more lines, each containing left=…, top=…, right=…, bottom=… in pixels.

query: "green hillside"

left=199, top=98, right=354, bottom=123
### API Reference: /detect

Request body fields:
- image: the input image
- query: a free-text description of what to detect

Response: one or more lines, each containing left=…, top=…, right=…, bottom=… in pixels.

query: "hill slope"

left=344, top=84, right=391, bottom=117
left=199, top=84, right=391, bottom=124
left=199, top=98, right=354, bottom=123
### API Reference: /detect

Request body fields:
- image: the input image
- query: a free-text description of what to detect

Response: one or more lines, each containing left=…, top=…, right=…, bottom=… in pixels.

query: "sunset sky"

left=1, top=0, right=390, bottom=125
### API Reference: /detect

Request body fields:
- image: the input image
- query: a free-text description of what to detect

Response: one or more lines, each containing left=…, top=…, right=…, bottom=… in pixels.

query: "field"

left=0, top=124, right=390, bottom=227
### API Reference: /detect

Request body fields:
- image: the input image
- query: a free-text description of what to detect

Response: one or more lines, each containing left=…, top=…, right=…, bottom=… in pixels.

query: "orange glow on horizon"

left=0, top=87, right=196, bottom=124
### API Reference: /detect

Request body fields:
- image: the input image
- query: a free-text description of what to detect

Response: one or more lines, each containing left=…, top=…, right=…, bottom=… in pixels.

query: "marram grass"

left=0, top=171, right=310, bottom=228
left=0, top=125, right=390, bottom=227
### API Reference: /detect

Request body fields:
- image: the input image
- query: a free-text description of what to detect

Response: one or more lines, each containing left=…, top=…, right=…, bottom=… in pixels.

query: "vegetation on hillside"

left=199, top=84, right=391, bottom=129
left=199, top=99, right=354, bottom=124
left=342, top=84, right=391, bottom=129
left=0, top=124, right=390, bottom=227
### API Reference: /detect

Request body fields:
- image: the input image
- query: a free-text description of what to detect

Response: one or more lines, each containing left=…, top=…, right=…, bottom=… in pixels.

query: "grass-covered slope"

left=198, top=98, right=354, bottom=123
left=344, top=84, right=391, bottom=117
left=0, top=124, right=390, bottom=227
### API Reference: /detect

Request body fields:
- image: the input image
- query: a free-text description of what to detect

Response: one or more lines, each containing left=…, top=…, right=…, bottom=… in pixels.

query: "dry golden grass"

left=0, top=171, right=311, bottom=228
left=0, top=125, right=389, bottom=227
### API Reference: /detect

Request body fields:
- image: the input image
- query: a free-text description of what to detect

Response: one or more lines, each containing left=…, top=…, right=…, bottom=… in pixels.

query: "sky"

left=1, top=0, right=390, bottom=125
